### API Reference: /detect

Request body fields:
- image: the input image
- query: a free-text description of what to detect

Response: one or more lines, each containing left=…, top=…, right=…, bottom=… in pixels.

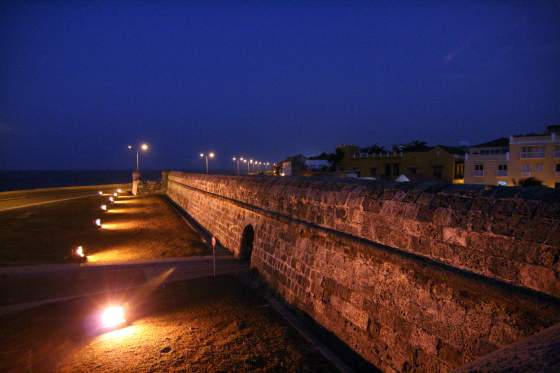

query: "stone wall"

left=132, top=171, right=165, bottom=196
left=165, top=172, right=560, bottom=372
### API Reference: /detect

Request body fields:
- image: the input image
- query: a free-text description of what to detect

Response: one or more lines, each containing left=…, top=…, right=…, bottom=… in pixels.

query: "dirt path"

left=0, top=193, right=209, bottom=266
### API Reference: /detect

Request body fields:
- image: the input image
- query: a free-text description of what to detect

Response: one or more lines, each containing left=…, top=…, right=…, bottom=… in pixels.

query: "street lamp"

left=128, top=143, right=149, bottom=171
left=101, top=305, right=126, bottom=329
left=200, top=152, right=215, bottom=173
left=232, top=157, right=241, bottom=175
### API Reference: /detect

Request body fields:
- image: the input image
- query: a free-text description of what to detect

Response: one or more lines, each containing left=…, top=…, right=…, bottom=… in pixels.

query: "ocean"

left=0, top=170, right=164, bottom=192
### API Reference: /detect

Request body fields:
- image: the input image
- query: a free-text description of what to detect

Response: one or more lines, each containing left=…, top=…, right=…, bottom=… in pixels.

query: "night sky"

left=1, top=1, right=559, bottom=171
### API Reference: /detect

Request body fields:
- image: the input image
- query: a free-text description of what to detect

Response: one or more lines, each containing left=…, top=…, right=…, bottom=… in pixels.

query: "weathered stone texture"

left=165, top=172, right=560, bottom=372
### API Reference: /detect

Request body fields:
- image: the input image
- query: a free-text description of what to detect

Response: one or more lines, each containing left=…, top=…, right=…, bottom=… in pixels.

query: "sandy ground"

left=0, top=275, right=336, bottom=372
left=0, top=193, right=209, bottom=266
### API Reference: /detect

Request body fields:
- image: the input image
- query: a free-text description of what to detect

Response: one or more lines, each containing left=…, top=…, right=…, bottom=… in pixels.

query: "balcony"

left=520, top=151, right=545, bottom=159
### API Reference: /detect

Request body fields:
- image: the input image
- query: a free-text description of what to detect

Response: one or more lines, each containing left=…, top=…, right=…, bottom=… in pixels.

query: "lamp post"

left=200, top=152, right=215, bottom=173
left=232, top=157, right=241, bottom=175
left=128, top=143, right=149, bottom=171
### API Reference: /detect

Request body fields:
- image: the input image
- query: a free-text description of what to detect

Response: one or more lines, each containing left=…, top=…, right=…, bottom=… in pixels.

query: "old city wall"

left=165, top=172, right=560, bottom=372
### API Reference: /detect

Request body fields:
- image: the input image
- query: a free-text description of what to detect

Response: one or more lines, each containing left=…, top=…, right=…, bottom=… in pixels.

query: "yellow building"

left=509, top=126, right=560, bottom=188
left=464, top=138, right=511, bottom=186
left=336, top=145, right=465, bottom=183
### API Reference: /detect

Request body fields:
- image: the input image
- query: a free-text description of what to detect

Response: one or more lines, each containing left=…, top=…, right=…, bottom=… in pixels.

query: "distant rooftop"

left=402, top=145, right=465, bottom=155
left=436, top=145, right=466, bottom=155
left=512, top=125, right=560, bottom=138
left=470, top=137, right=509, bottom=148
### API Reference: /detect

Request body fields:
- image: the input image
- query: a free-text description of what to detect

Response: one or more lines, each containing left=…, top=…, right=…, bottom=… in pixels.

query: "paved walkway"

left=0, top=255, right=249, bottom=315
left=0, top=184, right=128, bottom=211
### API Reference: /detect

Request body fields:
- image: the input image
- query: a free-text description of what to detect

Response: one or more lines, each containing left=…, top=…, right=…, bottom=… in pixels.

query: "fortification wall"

left=165, top=172, right=560, bottom=372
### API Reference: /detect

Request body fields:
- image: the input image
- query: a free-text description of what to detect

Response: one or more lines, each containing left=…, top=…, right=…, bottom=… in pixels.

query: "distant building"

left=464, top=125, right=560, bottom=188
left=509, top=125, right=560, bottom=188
left=280, top=160, right=293, bottom=176
left=336, top=144, right=465, bottom=183
left=279, top=155, right=332, bottom=176
left=464, top=137, right=510, bottom=186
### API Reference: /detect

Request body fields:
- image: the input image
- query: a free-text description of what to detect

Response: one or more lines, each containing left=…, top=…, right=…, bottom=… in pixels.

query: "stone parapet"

left=165, top=172, right=560, bottom=372
left=167, top=172, right=560, bottom=298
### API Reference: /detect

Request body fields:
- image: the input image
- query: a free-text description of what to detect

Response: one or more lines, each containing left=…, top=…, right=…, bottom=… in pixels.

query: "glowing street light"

left=75, top=246, right=85, bottom=258
left=113, top=192, right=118, bottom=197
left=109, top=196, right=114, bottom=202
left=200, top=152, right=215, bottom=174
left=128, top=143, right=149, bottom=171
left=68, top=245, right=87, bottom=263
left=101, top=305, right=126, bottom=329
left=101, top=204, right=107, bottom=211
left=117, top=188, right=123, bottom=193
left=98, top=191, right=103, bottom=196
left=232, top=157, right=241, bottom=175
left=95, top=218, right=102, bottom=228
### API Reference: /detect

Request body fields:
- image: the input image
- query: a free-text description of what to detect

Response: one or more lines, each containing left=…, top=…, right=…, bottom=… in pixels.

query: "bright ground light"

left=102, top=306, right=126, bottom=329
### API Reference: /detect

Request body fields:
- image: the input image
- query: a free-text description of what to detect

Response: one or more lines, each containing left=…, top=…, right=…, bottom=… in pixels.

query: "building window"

left=384, top=164, right=391, bottom=177
left=521, top=146, right=545, bottom=159
left=473, top=164, right=484, bottom=177
left=392, top=163, right=400, bottom=176
left=478, top=148, right=507, bottom=156
left=555, top=164, right=560, bottom=174
left=535, top=163, right=544, bottom=172
left=521, top=164, right=531, bottom=176
left=497, top=164, right=508, bottom=176
left=370, top=167, right=377, bottom=177
left=454, top=163, right=464, bottom=179
left=554, top=146, right=560, bottom=158
left=433, top=166, right=443, bottom=179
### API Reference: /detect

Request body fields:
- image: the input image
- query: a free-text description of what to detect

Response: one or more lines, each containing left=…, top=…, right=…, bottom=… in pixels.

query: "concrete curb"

left=0, top=257, right=248, bottom=310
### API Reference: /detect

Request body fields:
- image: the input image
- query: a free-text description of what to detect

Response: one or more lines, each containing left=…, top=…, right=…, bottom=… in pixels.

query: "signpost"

left=211, top=236, right=216, bottom=279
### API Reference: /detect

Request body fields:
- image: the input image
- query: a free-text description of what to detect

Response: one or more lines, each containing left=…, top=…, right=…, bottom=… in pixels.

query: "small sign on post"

left=211, top=236, right=216, bottom=280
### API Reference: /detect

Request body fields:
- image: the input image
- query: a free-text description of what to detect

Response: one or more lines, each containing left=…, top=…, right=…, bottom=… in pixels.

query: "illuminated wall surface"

left=165, top=172, right=560, bottom=372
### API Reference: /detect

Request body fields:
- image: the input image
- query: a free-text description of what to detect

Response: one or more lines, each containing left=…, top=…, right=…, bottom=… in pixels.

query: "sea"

left=0, top=170, right=165, bottom=192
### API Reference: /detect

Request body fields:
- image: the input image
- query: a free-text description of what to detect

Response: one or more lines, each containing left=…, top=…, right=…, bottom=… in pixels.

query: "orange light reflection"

left=101, top=222, right=138, bottom=231
left=98, top=324, right=138, bottom=342
left=113, top=200, right=136, bottom=205
left=107, top=208, right=144, bottom=214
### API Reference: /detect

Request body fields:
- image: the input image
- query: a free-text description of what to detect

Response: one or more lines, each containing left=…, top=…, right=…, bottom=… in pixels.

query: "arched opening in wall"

left=239, top=225, right=254, bottom=261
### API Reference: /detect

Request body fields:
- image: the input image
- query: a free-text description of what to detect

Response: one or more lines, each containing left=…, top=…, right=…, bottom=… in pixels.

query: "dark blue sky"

left=1, top=1, right=559, bottom=170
